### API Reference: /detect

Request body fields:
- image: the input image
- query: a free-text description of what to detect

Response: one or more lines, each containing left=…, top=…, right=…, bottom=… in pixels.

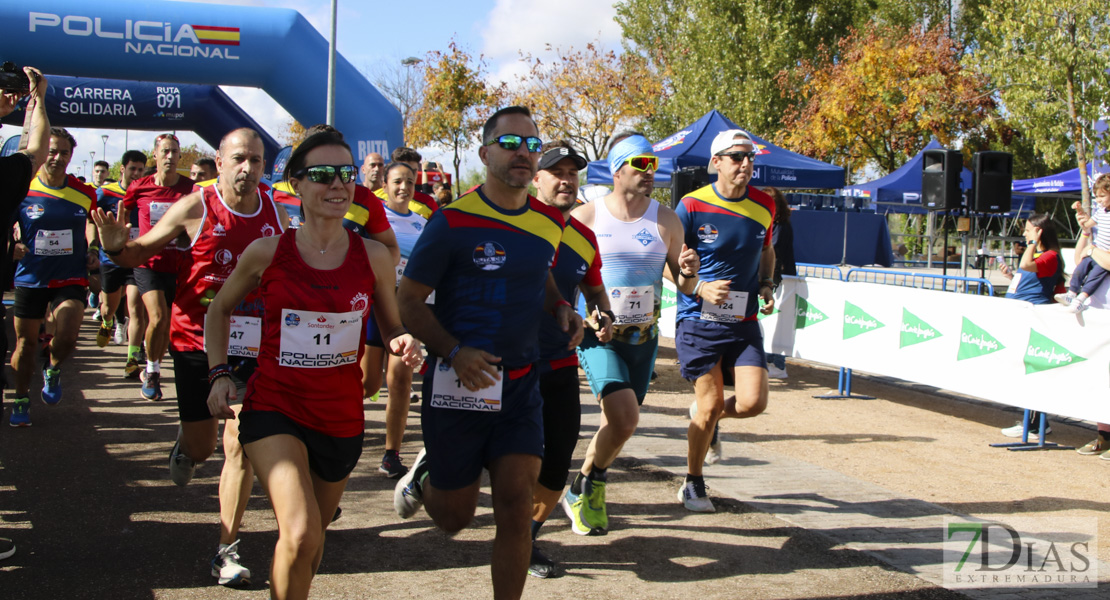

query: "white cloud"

left=481, top=0, right=621, bottom=64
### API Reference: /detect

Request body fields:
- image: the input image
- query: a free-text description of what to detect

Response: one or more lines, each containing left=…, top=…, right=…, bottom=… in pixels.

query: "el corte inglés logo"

left=957, top=318, right=1004, bottom=361
left=842, top=302, right=884, bottom=340
left=900, top=308, right=942, bottom=348
left=1024, top=329, right=1086, bottom=374
left=794, top=296, right=826, bottom=329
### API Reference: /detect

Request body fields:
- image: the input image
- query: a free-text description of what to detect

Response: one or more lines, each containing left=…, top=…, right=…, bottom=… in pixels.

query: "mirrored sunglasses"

left=293, top=164, right=358, bottom=185
left=626, top=155, right=659, bottom=172
left=485, top=134, right=543, bottom=153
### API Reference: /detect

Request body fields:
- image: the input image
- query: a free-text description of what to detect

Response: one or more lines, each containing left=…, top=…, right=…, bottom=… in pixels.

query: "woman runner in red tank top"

left=203, top=132, right=421, bottom=600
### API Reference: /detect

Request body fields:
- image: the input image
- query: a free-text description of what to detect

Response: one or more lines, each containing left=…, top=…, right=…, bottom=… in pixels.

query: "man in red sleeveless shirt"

left=95, top=128, right=285, bottom=588
left=121, top=133, right=195, bottom=401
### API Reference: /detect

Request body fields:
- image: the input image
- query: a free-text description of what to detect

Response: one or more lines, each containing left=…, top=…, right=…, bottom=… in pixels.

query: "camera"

left=0, top=62, right=30, bottom=95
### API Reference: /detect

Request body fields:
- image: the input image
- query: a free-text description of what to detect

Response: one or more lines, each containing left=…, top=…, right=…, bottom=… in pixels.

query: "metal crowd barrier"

left=795, top=263, right=845, bottom=281
left=844, top=268, right=995, bottom=296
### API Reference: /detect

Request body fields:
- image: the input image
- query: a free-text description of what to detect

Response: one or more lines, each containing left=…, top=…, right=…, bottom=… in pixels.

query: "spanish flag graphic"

left=192, top=25, right=240, bottom=46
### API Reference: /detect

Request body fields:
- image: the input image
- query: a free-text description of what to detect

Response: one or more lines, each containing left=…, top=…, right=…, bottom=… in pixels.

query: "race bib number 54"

left=278, top=309, right=361, bottom=368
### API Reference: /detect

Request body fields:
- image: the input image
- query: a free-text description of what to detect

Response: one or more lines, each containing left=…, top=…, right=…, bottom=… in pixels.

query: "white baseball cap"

left=707, top=129, right=754, bottom=174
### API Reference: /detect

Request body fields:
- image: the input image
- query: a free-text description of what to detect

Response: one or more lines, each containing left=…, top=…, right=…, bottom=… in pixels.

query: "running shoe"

left=528, top=543, right=558, bottom=579
left=169, top=439, right=197, bottom=487
left=706, top=423, right=723, bottom=465
left=561, top=487, right=593, bottom=535
left=112, top=321, right=126, bottom=346
left=379, top=450, right=408, bottom=479
left=678, top=479, right=715, bottom=513
left=8, top=398, right=31, bottom=427
left=141, top=371, right=162, bottom=401
left=96, top=322, right=113, bottom=348
left=766, top=363, right=789, bottom=379
left=124, top=357, right=143, bottom=379
left=580, top=477, right=609, bottom=534
left=211, top=539, right=251, bottom=587
left=41, top=366, right=62, bottom=405
left=1067, top=297, right=1088, bottom=314
left=393, top=447, right=427, bottom=519
left=88, top=292, right=99, bottom=309
left=1001, top=422, right=1050, bottom=439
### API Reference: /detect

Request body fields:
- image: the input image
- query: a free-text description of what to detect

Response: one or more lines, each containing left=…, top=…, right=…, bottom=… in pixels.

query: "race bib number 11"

left=429, top=362, right=503, bottom=412
left=278, top=309, right=361, bottom=368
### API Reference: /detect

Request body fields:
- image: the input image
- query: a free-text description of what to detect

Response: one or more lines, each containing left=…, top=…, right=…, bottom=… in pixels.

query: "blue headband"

left=608, top=135, right=654, bottom=176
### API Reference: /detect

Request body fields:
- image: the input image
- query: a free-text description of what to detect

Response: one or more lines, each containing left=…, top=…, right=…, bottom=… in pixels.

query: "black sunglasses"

left=485, top=134, right=543, bottom=153
left=293, top=164, right=358, bottom=185
left=719, top=150, right=757, bottom=162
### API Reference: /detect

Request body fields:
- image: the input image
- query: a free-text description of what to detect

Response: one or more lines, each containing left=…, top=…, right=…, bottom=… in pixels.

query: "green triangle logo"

left=957, top=318, right=1005, bottom=361
left=900, top=308, right=942, bottom=348
left=661, top=285, right=677, bottom=310
left=795, top=296, right=827, bottom=329
left=842, top=302, right=885, bottom=340
left=1024, top=329, right=1087, bottom=374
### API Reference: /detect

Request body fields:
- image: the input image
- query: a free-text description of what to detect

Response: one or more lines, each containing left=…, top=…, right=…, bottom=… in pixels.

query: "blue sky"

left=1, top=0, right=622, bottom=177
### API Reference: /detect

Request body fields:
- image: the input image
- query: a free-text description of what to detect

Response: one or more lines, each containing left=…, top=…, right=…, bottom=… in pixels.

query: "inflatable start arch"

left=0, top=0, right=402, bottom=164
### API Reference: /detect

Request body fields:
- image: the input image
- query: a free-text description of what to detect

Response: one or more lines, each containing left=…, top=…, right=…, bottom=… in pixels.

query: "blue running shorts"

left=675, top=319, right=766, bottom=381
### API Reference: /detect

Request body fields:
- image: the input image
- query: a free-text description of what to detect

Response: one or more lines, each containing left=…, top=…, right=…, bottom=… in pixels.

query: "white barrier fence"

left=754, top=277, right=1110, bottom=424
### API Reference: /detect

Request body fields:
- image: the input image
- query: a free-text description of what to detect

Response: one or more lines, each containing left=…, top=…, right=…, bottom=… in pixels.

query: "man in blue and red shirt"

left=675, top=129, right=775, bottom=512
left=393, top=106, right=583, bottom=598
left=10, top=127, right=98, bottom=421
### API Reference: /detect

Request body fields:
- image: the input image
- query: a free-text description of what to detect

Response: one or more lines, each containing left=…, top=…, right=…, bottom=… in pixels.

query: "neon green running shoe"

left=581, top=478, right=608, bottom=533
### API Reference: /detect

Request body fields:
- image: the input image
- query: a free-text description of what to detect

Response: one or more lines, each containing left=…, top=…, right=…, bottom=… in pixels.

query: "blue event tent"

left=1011, top=162, right=1109, bottom=197
left=585, top=110, right=845, bottom=189
left=842, top=140, right=1033, bottom=215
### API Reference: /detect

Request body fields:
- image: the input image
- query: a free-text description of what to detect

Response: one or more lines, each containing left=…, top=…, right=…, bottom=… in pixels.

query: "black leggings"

left=537, top=365, right=583, bottom=492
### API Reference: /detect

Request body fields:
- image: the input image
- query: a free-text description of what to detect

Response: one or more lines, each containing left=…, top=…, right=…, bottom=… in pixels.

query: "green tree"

left=974, top=0, right=1110, bottom=208
left=777, top=24, right=1005, bottom=181
left=614, top=0, right=960, bottom=139
left=406, top=41, right=504, bottom=190
left=511, top=42, right=666, bottom=161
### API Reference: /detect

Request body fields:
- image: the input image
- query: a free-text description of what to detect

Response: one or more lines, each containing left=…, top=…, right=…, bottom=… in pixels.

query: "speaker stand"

left=813, top=367, right=875, bottom=400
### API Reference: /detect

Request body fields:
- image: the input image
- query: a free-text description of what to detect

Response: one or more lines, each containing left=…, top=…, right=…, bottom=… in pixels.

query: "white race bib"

left=611, top=285, right=654, bottom=325
left=395, top=257, right=408, bottom=286
left=34, top=229, right=74, bottom=256
left=278, top=309, right=361, bottom=368
left=129, top=226, right=140, bottom=241
left=148, top=201, right=171, bottom=226
left=429, top=362, right=503, bottom=412
left=700, top=291, right=749, bottom=323
left=202, top=315, right=263, bottom=358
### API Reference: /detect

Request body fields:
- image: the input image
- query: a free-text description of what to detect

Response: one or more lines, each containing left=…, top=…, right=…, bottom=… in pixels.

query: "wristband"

left=446, top=344, right=461, bottom=366
left=208, top=363, right=233, bottom=386
left=679, top=269, right=696, bottom=278
left=599, top=309, right=616, bottom=324
left=104, top=245, right=124, bottom=257
left=693, top=280, right=705, bottom=297
left=1081, top=232, right=1091, bottom=238
left=551, top=299, right=572, bottom=316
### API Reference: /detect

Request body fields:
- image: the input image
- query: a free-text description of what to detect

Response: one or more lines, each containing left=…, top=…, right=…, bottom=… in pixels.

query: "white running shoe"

left=112, top=320, right=126, bottom=345
left=678, top=480, right=715, bottom=513
left=211, top=539, right=251, bottom=587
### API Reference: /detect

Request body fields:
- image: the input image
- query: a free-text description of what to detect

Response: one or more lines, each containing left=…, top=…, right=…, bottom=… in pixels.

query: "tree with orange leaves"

left=511, top=42, right=665, bottom=161
left=406, top=41, right=504, bottom=191
left=777, top=24, right=1005, bottom=182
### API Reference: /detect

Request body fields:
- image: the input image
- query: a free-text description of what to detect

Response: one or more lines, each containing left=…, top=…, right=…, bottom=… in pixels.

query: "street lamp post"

left=82, top=159, right=87, bottom=178
left=101, top=134, right=109, bottom=163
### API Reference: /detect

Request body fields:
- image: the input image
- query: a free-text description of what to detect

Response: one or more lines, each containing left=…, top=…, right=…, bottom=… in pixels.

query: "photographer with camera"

left=0, top=64, right=49, bottom=562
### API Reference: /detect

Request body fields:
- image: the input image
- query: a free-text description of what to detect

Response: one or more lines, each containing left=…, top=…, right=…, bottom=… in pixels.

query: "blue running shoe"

left=141, top=371, right=162, bottom=401
left=42, top=366, right=62, bottom=405
left=393, top=448, right=427, bottom=518
left=9, top=397, right=31, bottom=427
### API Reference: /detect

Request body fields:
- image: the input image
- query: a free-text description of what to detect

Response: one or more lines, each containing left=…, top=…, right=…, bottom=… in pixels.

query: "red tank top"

left=244, top=228, right=375, bottom=437
left=169, top=182, right=285, bottom=353
left=122, top=174, right=196, bottom=272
